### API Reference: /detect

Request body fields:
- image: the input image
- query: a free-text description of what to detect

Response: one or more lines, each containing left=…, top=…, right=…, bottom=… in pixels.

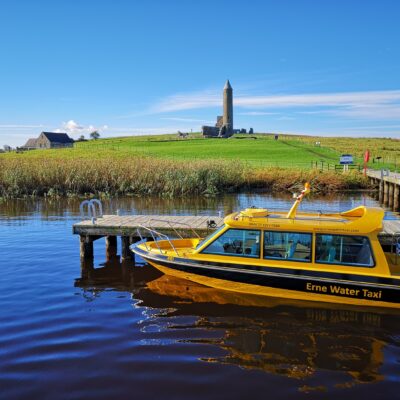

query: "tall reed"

left=0, top=157, right=370, bottom=198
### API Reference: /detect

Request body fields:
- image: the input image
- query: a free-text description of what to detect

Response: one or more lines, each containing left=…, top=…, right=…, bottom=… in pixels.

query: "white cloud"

left=238, top=111, right=279, bottom=116
left=60, top=120, right=109, bottom=136
left=150, top=88, right=400, bottom=123
left=151, top=89, right=220, bottom=113
left=160, top=117, right=214, bottom=123
left=63, top=120, right=84, bottom=132
left=235, top=90, right=400, bottom=108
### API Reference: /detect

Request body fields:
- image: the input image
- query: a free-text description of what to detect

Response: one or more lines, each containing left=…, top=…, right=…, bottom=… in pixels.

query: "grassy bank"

left=0, top=157, right=370, bottom=198
left=294, top=135, right=400, bottom=170
left=3, top=133, right=341, bottom=168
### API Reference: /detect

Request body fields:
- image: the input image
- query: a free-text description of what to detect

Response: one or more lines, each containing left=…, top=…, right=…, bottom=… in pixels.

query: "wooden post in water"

left=80, top=235, right=94, bottom=261
left=80, top=257, right=94, bottom=280
left=388, top=183, right=394, bottom=209
left=383, top=181, right=389, bottom=205
left=106, top=235, right=118, bottom=262
left=121, top=236, right=131, bottom=262
left=379, top=179, right=384, bottom=203
left=394, top=184, right=400, bottom=212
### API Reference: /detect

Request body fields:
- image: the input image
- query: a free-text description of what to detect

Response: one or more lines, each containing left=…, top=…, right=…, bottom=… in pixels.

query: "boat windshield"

left=195, top=225, right=226, bottom=250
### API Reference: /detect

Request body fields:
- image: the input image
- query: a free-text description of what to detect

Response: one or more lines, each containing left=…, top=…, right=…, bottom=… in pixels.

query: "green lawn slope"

left=5, top=133, right=342, bottom=168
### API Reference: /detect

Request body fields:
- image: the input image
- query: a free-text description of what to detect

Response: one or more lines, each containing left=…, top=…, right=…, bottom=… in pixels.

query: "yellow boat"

left=131, top=184, right=400, bottom=309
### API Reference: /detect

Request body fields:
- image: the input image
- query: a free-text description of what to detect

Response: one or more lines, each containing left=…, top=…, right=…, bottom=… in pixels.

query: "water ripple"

left=1, top=195, right=400, bottom=399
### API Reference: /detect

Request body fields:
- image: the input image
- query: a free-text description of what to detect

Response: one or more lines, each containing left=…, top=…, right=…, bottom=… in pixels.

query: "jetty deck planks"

left=73, top=215, right=224, bottom=237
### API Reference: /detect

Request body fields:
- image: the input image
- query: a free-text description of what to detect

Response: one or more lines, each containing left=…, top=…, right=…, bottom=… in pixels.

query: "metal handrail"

left=80, top=199, right=103, bottom=222
left=136, top=224, right=179, bottom=256
left=238, top=211, right=349, bottom=224
left=147, top=218, right=201, bottom=239
left=136, top=228, right=150, bottom=251
left=147, top=218, right=183, bottom=239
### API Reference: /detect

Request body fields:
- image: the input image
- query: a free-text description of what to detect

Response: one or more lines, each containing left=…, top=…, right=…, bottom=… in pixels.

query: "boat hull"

left=133, top=250, right=400, bottom=309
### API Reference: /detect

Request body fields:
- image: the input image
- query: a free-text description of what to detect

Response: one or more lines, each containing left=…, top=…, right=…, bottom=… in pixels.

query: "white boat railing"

left=136, top=225, right=180, bottom=256
left=147, top=218, right=201, bottom=239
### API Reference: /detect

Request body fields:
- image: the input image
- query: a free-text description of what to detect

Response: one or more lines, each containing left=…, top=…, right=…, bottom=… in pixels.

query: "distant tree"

left=249, top=128, right=254, bottom=134
left=90, top=131, right=100, bottom=140
left=78, top=134, right=85, bottom=141
left=3, top=145, right=11, bottom=152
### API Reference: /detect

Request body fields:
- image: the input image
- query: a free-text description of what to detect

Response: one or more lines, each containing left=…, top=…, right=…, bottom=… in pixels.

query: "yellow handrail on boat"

left=286, top=182, right=311, bottom=219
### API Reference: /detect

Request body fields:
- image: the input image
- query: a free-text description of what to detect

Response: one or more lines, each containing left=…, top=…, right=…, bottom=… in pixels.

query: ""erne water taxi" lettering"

left=306, top=283, right=382, bottom=299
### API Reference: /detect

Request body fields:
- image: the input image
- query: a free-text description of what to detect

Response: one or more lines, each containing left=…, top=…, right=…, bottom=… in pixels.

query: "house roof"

left=23, top=138, right=38, bottom=147
left=41, top=132, right=74, bottom=143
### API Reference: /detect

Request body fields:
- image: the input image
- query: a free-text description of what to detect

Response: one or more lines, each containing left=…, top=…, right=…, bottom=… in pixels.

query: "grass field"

left=0, top=133, right=349, bottom=168
left=1, top=132, right=396, bottom=197
left=4, top=132, right=397, bottom=169
left=296, top=135, right=400, bottom=170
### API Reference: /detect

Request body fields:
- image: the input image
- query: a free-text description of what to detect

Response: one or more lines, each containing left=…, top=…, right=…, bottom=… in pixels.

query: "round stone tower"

left=223, top=80, right=233, bottom=135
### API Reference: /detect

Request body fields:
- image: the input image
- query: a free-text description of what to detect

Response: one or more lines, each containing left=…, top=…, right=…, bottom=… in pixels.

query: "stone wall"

left=202, top=126, right=220, bottom=137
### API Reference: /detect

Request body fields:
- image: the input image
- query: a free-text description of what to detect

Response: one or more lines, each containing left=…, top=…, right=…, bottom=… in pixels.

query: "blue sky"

left=1, top=0, right=400, bottom=146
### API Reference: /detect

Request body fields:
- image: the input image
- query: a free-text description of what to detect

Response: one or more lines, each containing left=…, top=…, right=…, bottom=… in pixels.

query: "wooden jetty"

left=73, top=214, right=400, bottom=264
left=73, top=215, right=224, bottom=263
left=367, top=169, right=400, bottom=211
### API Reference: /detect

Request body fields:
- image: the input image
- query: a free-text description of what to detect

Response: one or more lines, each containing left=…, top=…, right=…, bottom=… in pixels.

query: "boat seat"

left=286, top=241, right=298, bottom=259
left=327, top=246, right=336, bottom=262
left=356, top=241, right=372, bottom=265
left=251, top=242, right=260, bottom=256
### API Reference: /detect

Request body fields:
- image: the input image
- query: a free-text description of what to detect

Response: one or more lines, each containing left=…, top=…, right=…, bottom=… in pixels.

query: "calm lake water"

left=1, top=193, right=400, bottom=399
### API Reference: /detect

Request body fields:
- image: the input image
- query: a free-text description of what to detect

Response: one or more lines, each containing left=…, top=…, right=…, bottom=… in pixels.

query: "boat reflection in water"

left=76, top=261, right=400, bottom=391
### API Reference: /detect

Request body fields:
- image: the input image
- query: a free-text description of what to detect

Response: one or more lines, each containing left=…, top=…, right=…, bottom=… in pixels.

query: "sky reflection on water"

left=0, top=193, right=399, bottom=399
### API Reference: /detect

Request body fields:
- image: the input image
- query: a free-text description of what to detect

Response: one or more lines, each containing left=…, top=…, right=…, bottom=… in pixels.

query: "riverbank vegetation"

left=0, top=156, right=370, bottom=198
left=2, top=132, right=391, bottom=198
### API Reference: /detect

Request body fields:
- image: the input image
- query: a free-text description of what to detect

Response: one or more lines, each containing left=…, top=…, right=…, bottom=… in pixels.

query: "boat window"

left=196, top=225, right=226, bottom=250
left=315, top=234, right=375, bottom=267
left=201, top=229, right=261, bottom=258
left=264, top=231, right=312, bottom=262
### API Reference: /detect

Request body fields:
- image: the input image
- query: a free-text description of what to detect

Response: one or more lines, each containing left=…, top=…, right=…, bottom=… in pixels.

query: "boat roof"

left=224, top=206, right=384, bottom=235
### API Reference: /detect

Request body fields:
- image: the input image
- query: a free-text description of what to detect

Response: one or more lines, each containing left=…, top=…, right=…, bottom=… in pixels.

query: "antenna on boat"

left=286, top=182, right=311, bottom=219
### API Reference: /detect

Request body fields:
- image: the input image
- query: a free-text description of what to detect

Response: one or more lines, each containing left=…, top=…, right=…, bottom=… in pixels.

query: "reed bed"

left=0, top=157, right=370, bottom=198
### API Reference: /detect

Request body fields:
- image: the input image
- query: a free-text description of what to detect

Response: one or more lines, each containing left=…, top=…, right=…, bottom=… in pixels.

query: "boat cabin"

left=191, top=206, right=398, bottom=278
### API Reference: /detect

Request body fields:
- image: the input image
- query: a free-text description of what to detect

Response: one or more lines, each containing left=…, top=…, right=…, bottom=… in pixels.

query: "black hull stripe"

left=196, top=260, right=400, bottom=287
left=131, top=245, right=400, bottom=287
left=153, top=258, right=400, bottom=304
left=132, top=247, right=400, bottom=304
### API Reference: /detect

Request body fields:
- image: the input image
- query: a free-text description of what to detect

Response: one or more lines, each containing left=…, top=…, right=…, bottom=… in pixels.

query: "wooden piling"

left=121, top=236, right=131, bottom=261
left=80, top=258, right=94, bottom=279
left=388, top=183, right=394, bottom=209
left=383, top=181, right=389, bottom=205
left=106, top=235, right=118, bottom=262
left=379, top=179, right=384, bottom=203
left=394, top=184, right=400, bottom=212
left=80, top=235, right=94, bottom=261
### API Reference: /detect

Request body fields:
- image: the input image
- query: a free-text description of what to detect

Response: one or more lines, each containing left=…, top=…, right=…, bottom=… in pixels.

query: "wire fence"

left=73, top=143, right=400, bottom=171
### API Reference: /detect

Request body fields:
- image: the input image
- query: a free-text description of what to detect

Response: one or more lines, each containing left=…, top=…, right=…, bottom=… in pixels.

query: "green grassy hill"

left=5, top=132, right=398, bottom=169
left=6, top=133, right=342, bottom=168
